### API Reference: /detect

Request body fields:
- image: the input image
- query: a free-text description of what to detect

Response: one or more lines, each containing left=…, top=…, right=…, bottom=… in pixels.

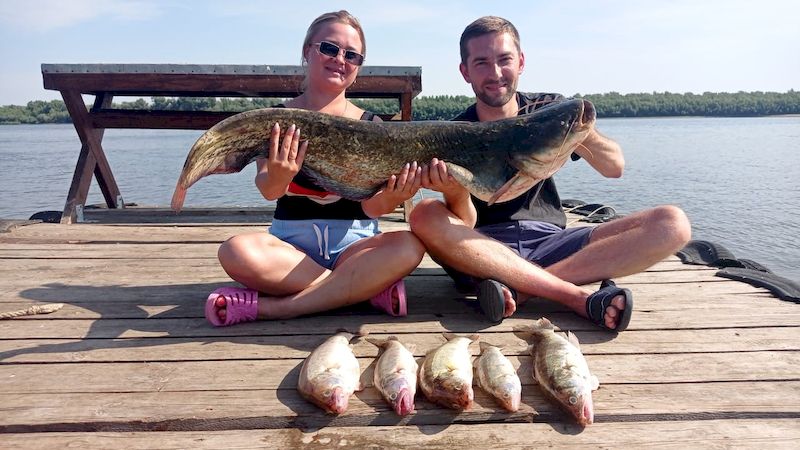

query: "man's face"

left=460, top=32, right=524, bottom=107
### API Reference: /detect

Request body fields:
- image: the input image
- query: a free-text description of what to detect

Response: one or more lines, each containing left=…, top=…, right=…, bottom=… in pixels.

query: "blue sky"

left=1, top=0, right=798, bottom=105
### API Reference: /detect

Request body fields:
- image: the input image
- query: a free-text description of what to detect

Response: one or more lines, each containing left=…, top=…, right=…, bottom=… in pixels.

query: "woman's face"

left=304, top=21, right=363, bottom=93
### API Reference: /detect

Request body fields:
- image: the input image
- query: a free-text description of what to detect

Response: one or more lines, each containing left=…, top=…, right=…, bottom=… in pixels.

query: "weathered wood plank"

left=1, top=351, right=797, bottom=395
left=1, top=382, right=798, bottom=432
left=1, top=327, right=797, bottom=363
left=3, top=419, right=800, bottom=449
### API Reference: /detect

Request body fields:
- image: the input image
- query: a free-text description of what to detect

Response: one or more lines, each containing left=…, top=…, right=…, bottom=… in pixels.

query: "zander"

left=171, top=99, right=595, bottom=210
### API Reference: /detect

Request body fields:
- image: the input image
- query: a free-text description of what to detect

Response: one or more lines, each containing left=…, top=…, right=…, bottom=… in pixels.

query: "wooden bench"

left=41, top=64, right=423, bottom=224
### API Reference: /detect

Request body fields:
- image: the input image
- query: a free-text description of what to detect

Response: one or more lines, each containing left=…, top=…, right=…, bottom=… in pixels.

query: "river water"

left=1, top=116, right=798, bottom=281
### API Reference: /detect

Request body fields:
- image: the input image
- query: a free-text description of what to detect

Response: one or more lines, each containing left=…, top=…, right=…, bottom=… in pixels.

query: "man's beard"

left=475, top=78, right=518, bottom=107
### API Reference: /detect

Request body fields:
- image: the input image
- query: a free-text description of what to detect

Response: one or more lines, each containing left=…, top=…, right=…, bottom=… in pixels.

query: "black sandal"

left=585, top=279, right=633, bottom=331
left=477, top=279, right=514, bottom=324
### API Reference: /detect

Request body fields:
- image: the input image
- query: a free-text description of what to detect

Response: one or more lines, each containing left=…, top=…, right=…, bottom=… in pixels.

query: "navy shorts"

left=443, top=220, right=593, bottom=292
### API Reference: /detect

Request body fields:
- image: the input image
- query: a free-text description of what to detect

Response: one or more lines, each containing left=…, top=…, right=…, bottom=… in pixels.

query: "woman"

left=206, top=10, right=425, bottom=326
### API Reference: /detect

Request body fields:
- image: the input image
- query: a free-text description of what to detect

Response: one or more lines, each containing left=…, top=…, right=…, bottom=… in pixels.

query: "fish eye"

left=389, top=392, right=398, bottom=400
left=569, top=396, right=578, bottom=405
left=323, top=389, right=331, bottom=397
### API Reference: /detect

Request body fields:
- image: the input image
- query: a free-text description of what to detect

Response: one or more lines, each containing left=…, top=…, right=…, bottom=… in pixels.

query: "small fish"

left=297, top=331, right=362, bottom=415
left=474, top=342, right=522, bottom=412
left=516, top=318, right=599, bottom=426
left=366, top=336, right=418, bottom=416
left=418, top=333, right=478, bottom=410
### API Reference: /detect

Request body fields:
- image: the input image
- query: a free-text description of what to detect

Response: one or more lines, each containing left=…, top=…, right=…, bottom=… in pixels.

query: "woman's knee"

left=217, top=234, right=265, bottom=280
left=383, top=231, right=426, bottom=268
left=408, top=199, right=449, bottom=237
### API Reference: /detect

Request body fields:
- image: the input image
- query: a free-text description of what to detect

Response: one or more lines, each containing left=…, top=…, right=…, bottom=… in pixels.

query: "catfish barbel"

left=171, top=99, right=596, bottom=211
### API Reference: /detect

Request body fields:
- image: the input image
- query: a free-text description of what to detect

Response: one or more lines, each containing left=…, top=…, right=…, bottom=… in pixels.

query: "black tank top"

left=452, top=92, right=578, bottom=228
left=274, top=107, right=377, bottom=220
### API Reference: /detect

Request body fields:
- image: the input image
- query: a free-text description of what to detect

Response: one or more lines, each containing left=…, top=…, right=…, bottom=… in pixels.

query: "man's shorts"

left=443, top=220, right=593, bottom=292
left=270, top=218, right=380, bottom=270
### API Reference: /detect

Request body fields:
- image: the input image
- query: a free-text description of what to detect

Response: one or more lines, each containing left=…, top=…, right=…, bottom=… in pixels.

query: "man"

left=409, top=16, right=691, bottom=330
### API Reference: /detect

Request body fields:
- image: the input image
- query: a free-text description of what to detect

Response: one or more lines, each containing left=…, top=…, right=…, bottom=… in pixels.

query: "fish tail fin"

left=532, top=317, right=555, bottom=331
left=478, top=341, right=499, bottom=352
left=565, top=331, right=582, bottom=350
left=365, top=337, right=388, bottom=349
left=170, top=183, right=187, bottom=213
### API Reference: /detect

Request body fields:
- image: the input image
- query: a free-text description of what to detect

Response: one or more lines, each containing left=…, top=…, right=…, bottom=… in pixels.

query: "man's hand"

left=421, top=158, right=467, bottom=198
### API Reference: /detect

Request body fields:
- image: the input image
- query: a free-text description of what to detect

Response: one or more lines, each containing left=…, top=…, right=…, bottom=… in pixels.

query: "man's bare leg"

left=547, top=205, right=691, bottom=285
left=409, top=199, right=626, bottom=329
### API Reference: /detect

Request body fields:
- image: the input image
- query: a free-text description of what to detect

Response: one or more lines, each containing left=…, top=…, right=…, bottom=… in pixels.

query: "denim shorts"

left=270, top=218, right=380, bottom=270
left=444, top=220, right=593, bottom=292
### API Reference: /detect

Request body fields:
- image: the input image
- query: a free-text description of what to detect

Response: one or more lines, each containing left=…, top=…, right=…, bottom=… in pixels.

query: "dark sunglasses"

left=315, top=41, right=364, bottom=66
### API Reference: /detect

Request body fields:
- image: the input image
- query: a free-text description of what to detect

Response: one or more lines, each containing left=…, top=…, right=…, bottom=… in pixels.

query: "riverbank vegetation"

left=1, top=90, right=798, bottom=124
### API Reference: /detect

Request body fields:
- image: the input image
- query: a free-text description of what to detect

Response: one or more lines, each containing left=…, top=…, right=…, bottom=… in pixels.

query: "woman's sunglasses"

left=315, top=41, right=364, bottom=66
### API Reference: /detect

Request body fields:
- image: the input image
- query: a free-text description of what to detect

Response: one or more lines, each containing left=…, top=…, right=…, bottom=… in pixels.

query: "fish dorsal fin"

left=442, top=332, right=458, bottom=342
left=565, top=331, right=581, bottom=350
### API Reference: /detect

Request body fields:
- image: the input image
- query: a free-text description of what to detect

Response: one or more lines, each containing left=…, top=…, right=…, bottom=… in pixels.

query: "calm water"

left=1, top=117, right=798, bottom=281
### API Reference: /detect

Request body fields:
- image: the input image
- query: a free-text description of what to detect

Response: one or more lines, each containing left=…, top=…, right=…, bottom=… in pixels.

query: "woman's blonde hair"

left=300, top=10, right=366, bottom=91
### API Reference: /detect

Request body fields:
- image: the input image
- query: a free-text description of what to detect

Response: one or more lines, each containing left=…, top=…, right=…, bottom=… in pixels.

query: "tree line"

left=1, top=90, right=798, bottom=125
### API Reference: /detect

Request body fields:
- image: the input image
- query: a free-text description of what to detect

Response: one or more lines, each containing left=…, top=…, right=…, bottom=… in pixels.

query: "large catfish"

left=171, top=99, right=596, bottom=211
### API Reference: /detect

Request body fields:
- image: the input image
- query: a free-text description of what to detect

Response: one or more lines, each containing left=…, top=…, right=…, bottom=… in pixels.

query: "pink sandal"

left=370, top=279, right=407, bottom=317
left=205, top=287, right=259, bottom=327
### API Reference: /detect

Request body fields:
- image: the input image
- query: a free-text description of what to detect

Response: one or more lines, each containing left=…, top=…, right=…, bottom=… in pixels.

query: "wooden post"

left=59, top=92, right=120, bottom=223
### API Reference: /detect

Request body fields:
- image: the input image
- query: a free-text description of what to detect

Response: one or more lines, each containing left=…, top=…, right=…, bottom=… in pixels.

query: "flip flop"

left=205, top=287, right=259, bottom=327
left=585, top=279, right=633, bottom=332
left=477, top=279, right=514, bottom=324
left=370, top=279, right=407, bottom=317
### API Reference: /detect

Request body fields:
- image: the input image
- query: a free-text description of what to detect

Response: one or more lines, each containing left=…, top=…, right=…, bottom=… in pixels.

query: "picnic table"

left=41, top=64, right=423, bottom=224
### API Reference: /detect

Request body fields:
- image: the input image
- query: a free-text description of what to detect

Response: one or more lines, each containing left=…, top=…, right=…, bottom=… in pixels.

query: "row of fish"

left=297, top=318, right=599, bottom=426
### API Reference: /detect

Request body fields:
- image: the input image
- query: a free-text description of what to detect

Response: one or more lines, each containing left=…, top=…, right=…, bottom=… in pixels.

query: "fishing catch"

left=297, top=331, right=362, bottom=415
left=418, top=333, right=478, bottom=410
left=367, top=336, right=418, bottom=416
left=171, top=99, right=596, bottom=211
left=516, top=318, right=599, bottom=426
left=474, top=342, right=522, bottom=412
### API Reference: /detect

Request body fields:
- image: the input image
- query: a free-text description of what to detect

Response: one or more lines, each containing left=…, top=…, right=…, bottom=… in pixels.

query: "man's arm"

left=573, top=128, right=625, bottom=178
left=422, top=159, right=478, bottom=227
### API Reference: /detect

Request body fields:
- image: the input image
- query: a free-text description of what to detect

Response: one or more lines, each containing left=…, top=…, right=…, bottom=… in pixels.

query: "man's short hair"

left=459, top=16, right=521, bottom=65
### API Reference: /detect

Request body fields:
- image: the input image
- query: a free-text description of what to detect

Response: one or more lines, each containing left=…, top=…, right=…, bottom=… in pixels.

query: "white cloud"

left=0, top=0, right=161, bottom=32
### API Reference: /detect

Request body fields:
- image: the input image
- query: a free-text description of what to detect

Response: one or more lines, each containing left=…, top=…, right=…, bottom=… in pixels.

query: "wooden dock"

left=1, top=207, right=798, bottom=448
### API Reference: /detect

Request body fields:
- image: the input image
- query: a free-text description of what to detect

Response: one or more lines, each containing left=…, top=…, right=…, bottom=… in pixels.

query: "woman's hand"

left=361, top=161, right=422, bottom=217
left=255, top=122, right=309, bottom=200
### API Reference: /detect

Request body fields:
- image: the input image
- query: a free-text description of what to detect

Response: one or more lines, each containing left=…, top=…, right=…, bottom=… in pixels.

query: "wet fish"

left=516, top=318, right=599, bottom=426
left=418, top=333, right=478, bottom=410
left=297, top=331, right=362, bottom=415
left=171, top=99, right=596, bottom=211
left=474, top=341, right=522, bottom=412
left=366, top=336, right=418, bottom=416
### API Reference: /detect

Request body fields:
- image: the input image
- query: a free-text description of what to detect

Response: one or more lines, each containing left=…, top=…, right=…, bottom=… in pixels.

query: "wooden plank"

left=1, top=382, right=798, bottom=432
left=1, top=327, right=797, bottom=364
left=2, top=304, right=799, bottom=339
left=91, top=109, right=233, bottom=130
left=1, top=351, right=798, bottom=395
left=5, top=420, right=800, bottom=449
left=42, top=71, right=422, bottom=98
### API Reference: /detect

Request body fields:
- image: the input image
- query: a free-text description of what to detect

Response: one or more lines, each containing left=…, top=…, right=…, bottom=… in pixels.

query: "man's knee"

left=650, top=205, right=692, bottom=249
